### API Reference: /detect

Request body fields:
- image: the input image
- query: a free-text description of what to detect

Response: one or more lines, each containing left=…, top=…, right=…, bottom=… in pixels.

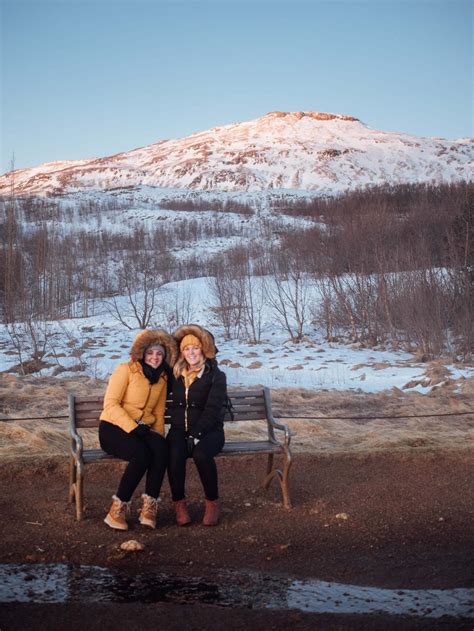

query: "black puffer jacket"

left=167, top=360, right=227, bottom=439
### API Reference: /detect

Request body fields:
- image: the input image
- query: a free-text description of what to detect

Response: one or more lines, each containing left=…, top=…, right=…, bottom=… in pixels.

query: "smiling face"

left=144, top=347, right=164, bottom=369
left=182, top=345, right=204, bottom=368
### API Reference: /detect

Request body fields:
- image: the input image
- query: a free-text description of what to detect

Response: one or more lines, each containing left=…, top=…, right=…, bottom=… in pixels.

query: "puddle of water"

left=0, top=563, right=472, bottom=619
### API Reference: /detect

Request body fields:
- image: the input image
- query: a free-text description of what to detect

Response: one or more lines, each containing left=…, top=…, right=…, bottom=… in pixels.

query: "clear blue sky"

left=1, top=0, right=472, bottom=172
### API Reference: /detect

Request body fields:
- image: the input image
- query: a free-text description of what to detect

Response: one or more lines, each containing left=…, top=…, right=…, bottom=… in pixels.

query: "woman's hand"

left=133, top=421, right=150, bottom=437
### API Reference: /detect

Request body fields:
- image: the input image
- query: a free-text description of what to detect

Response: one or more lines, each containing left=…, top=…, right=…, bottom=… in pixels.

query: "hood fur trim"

left=130, top=329, right=178, bottom=366
left=173, top=324, right=217, bottom=359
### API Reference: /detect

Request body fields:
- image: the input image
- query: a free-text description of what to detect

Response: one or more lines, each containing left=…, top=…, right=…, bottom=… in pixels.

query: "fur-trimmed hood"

left=173, top=324, right=217, bottom=359
left=130, top=329, right=178, bottom=366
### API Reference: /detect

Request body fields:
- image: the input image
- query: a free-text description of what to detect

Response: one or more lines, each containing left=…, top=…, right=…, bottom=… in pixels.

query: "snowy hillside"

left=1, top=111, right=472, bottom=197
left=1, top=276, right=472, bottom=392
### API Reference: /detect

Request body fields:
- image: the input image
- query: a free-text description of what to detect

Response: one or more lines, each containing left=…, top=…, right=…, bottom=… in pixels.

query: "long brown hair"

left=173, top=354, right=205, bottom=379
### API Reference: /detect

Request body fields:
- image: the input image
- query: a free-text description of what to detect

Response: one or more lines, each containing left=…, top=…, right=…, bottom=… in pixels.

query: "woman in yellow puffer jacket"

left=99, top=329, right=177, bottom=531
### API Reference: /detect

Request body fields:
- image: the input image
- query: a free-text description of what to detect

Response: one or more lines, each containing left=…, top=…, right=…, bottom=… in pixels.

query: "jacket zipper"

left=184, top=384, right=189, bottom=433
left=183, top=365, right=204, bottom=433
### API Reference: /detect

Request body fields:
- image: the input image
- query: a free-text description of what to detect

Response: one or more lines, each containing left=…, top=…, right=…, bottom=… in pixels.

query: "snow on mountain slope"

left=1, top=111, right=472, bottom=197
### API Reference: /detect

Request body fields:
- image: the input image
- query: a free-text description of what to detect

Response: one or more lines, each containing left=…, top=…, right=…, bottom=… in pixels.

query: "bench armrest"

left=69, top=426, right=84, bottom=463
left=68, top=393, right=84, bottom=464
left=262, top=387, right=291, bottom=448
left=268, top=415, right=292, bottom=448
left=68, top=393, right=84, bottom=470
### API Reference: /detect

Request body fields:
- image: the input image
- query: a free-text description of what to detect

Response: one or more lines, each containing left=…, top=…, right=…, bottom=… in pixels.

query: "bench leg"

left=75, top=472, right=84, bottom=521
left=262, top=454, right=278, bottom=491
left=262, top=450, right=293, bottom=509
left=69, top=457, right=76, bottom=503
left=265, top=453, right=274, bottom=480
left=280, top=449, right=292, bottom=510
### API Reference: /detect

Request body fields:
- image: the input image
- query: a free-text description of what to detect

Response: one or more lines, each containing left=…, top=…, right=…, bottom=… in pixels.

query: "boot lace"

left=111, top=497, right=129, bottom=520
left=142, top=495, right=158, bottom=517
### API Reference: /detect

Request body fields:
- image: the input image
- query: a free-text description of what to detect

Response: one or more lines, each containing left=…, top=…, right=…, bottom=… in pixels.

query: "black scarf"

left=140, top=359, right=165, bottom=385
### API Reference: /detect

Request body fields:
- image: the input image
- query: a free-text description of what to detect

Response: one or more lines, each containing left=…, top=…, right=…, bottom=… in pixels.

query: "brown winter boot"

left=104, top=495, right=130, bottom=530
left=174, top=499, right=191, bottom=526
left=139, top=494, right=159, bottom=528
left=202, top=499, right=219, bottom=526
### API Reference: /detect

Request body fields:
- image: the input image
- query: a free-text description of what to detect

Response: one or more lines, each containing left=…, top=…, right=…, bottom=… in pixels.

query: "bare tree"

left=2, top=156, right=20, bottom=323
left=105, top=251, right=172, bottom=330
left=207, top=270, right=243, bottom=340
left=264, top=250, right=312, bottom=343
left=313, top=277, right=336, bottom=341
left=240, top=270, right=265, bottom=344
left=160, top=284, right=197, bottom=330
left=5, top=317, right=57, bottom=375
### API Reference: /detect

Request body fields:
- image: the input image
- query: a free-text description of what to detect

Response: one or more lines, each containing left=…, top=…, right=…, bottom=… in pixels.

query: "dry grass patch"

left=271, top=378, right=474, bottom=454
left=0, top=373, right=105, bottom=460
left=0, top=370, right=472, bottom=459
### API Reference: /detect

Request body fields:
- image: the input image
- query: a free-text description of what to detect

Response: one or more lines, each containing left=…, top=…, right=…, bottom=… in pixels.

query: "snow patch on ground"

left=1, top=277, right=472, bottom=393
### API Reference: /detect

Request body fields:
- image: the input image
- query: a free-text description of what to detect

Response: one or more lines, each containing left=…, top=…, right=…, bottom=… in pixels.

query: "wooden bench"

left=69, top=387, right=293, bottom=520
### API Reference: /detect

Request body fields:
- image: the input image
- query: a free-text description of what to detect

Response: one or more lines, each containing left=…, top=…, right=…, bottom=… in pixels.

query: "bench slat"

left=74, top=410, right=103, bottom=420
left=83, top=450, right=116, bottom=463
left=224, top=412, right=267, bottom=421
left=161, top=412, right=267, bottom=421
left=73, top=397, right=268, bottom=427
left=230, top=410, right=266, bottom=417
left=75, top=418, right=102, bottom=428
left=227, top=403, right=266, bottom=411
left=81, top=441, right=281, bottom=464
left=229, top=401, right=266, bottom=410
left=74, top=397, right=103, bottom=405
left=221, top=441, right=281, bottom=454
left=76, top=414, right=268, bottom=428
left=226, top=390, right=264, bottom=398
left=74, top=390, right=262, bottom=405
left=74, top=399, right=265, bottom=410
left=74, top=400, right=104, bottom=412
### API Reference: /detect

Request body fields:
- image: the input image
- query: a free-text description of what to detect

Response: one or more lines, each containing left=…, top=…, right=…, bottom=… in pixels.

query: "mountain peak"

left=263, top=110, right=360, bottom=122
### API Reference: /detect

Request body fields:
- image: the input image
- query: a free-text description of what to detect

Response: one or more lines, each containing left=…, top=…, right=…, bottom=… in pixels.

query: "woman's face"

left=182, top=345, right=203, bottom=367
left=144, top=348, right=164, bottom=369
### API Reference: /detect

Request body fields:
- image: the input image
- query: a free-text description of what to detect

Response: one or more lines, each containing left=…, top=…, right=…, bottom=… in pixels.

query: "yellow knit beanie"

left=180, top=334, right=202, bottom=351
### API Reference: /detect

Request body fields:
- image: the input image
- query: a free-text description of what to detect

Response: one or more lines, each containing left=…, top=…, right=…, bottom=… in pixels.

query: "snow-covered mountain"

left=1, top=111, right=472, bottom=197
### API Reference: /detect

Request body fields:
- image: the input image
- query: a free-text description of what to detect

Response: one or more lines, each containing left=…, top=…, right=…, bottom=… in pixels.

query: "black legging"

left=99, top=421, right=167, bottom=501
left=167, top=427, right=225, bottom=501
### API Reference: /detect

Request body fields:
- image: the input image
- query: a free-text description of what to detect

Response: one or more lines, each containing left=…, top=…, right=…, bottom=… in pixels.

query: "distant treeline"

left=158, top=196, right=254, bottom=215
left=0, top=181, right=472, bottom=359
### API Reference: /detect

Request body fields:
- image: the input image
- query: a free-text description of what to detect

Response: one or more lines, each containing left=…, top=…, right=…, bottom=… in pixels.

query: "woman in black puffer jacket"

left=167, top=324, right=227, bottom=527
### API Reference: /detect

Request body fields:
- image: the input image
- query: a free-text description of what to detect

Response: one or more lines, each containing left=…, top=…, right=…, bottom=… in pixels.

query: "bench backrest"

left=69, top=388, right=271, bottom=430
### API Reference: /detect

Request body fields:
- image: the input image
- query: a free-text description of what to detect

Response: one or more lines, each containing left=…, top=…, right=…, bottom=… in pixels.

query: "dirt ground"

left=0, top=448, right=473, bottom=630
left=0, top=372, right=473, bottom=628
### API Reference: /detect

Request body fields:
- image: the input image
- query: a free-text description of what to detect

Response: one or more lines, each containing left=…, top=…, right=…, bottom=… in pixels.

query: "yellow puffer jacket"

left=100, top=361, right=168, bottom=435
